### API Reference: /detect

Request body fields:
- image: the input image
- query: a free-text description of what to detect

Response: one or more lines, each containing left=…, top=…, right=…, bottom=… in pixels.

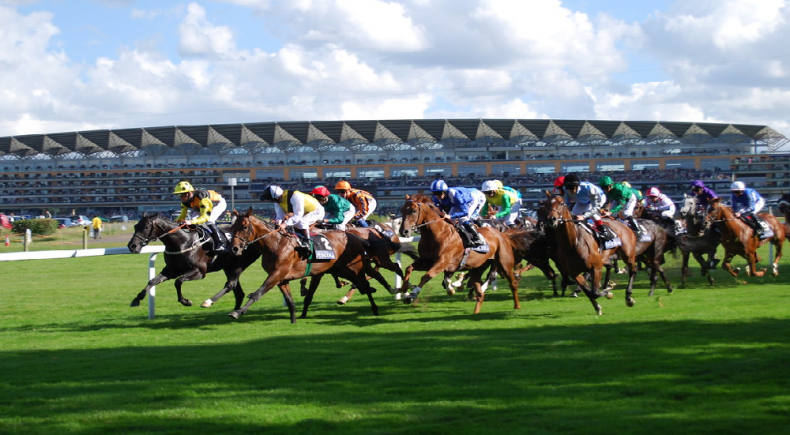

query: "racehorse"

left=540, top=193, right=637, bottom=313
left=398, top=195, right=525, bottom=314
left=675, top=195, right=723, bottom=286
left=227, top=209, right=377, bottom=322
left=706, top=198, right=785, bottom=277
left=627, top=218, right=674, bottom=296
left=126, top=212, right=260, bottom=310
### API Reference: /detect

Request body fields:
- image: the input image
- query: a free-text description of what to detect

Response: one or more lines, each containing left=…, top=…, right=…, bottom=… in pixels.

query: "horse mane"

left=411, top=193, right=433, bottom=203
left=507, top=228, right=538, bottom=252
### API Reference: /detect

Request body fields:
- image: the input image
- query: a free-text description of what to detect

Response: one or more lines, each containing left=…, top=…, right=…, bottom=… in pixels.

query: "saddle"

left=580, top=220, right=621, bottom=250
left=190, top=224, right=230, bottom=252
left=741, top=215, right=774, bottom=240
left=303, top=232, right=336, bottom=261
left=454, top=222, right=489, bottom=252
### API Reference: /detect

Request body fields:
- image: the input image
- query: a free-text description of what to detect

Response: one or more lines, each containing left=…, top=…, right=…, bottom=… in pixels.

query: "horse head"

left=539, top=193, right=568, bottom=230
left=399, top=199, right=421, bottom=238
left=127, top=212, right=164, bottom=253
left=228, top=208, right=269, bottom=256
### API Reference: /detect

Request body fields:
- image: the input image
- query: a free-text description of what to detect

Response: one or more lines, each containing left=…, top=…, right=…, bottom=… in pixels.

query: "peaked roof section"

left=0, top=119, right=785, bottom=158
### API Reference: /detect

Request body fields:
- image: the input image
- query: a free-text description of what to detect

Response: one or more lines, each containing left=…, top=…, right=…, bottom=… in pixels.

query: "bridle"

left=231, top=217, right=283, bottom=251
left=130, top=219, right=189, bottom=246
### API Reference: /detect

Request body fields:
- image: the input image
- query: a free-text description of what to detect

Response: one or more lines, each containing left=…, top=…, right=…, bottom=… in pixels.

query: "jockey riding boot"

left=745, top=215, right=762, bottom=237
left=464, top=221, right=484, bottom=247
left=298, top=228, right=312, bottom=249
left=594, top=220, right=610, bottom=241
left=207, top=221, right=226, bottom=253
left=627, top=216, right=641, bottom=235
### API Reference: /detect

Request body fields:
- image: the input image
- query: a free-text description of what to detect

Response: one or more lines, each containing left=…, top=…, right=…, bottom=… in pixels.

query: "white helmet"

left=481, top=180, right=499, bottom=192
left=430, top=179, right=448, bottom=192
left=646, top=187, right=660, bottom=197
left=260, top=185, right=284, bottom=201
left=730, top=181, right=746, bottom=191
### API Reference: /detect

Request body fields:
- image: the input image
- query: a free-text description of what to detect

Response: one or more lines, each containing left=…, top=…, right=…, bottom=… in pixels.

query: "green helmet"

left=598, top=176, right=614, bottom=187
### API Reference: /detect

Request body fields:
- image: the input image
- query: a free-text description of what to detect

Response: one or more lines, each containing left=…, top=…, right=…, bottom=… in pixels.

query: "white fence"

left=0, top=246, right=165, bottom=319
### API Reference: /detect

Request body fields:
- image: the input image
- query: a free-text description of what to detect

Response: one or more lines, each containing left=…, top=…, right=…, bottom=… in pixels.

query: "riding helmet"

left=481, top=180, right=499, bottom=193
left=690, top=180, right=705, bottom=189
left=335, top=180, right=352, bottom=190
left=563, top=173, right=581, bottom=187
left=260, top=185, right=283, bottom=201
left=553, top=176, right=565, bottom=187
left=646, top=187, right=660, bottom=197
left=730, top=181, right=746, bottom=191
left=173, top=181, right=195, bottom=194
left=311, top=186, right=330, bottom=197
left=430, top=179, right=448, bottom=192
left=598, top=176, right=613, bottom=187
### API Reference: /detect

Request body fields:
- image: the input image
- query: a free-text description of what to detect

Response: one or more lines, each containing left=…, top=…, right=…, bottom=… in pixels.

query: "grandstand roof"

left=0, top=119, right=786, bottom=158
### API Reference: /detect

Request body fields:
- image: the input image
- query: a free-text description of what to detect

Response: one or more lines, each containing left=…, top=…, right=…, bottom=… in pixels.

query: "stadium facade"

left=1, top=119, right=788, bottom=217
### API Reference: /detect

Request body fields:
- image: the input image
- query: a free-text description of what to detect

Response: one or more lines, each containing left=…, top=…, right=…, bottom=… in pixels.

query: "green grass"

left=1, top=236, right=789, bottom=435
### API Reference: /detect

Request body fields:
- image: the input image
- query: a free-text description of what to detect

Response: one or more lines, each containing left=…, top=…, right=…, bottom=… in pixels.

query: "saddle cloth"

left=307, top=233, right=336, bottom=260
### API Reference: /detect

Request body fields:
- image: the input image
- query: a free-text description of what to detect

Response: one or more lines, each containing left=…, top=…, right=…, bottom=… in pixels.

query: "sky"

left=1, top=0, right=789, bottom=145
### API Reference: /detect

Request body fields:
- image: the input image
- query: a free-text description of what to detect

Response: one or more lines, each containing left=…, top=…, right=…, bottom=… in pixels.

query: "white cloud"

left=178, top=2, right=237, bottom=57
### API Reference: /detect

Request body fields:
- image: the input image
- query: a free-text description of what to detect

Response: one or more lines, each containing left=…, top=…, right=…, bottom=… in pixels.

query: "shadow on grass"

left=2, top=318, right=789, bottom=435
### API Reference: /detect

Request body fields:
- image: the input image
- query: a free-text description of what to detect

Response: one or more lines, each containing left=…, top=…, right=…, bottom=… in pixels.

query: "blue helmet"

left=430, top=179, right=448, bottom=192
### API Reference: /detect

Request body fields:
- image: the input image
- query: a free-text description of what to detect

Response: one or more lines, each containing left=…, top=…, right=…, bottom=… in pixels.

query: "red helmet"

left=311, top=186, right=330, bottom=197
left=553, top=176, right=565, bottom=187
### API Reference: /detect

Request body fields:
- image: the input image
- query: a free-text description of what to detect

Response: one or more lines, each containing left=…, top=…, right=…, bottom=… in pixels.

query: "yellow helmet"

left=173, top=181, right=195, bottom=194
left=335, top=180, right=352, bottom=190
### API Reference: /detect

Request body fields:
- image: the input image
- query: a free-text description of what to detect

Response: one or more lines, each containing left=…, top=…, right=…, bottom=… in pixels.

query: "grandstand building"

left=1, top=119, right=788, bottom=218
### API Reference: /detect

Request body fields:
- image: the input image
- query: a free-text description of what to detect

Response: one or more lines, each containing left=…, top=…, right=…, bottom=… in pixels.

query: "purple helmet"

left=689, top=180, right=705, bottom=189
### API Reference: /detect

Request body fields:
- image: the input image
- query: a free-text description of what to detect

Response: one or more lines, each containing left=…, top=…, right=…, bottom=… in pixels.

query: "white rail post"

left=148, top=253, right=158, bottom=320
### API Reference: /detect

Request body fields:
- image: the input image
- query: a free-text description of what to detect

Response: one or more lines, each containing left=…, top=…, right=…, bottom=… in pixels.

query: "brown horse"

left=706, top=198, right=784, bottom=277
left=227, top=209, right=377, bottom=322
left=540, top=193, right=637, bottom=313
left=398, top=195, right=523, bottom=314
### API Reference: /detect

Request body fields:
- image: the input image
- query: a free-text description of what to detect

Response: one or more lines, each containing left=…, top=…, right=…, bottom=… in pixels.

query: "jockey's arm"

left=284, top=195, right=305, bottom=226
left=189, top=199, right=213, bottom=225
left=494, top=193, right=511, bottom=218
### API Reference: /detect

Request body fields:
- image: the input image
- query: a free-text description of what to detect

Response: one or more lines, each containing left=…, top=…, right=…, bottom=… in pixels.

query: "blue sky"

left=2, top=0, right=789, bottom=145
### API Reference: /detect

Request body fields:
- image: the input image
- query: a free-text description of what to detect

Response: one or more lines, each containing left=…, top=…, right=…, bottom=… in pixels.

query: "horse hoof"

left=626, top=298, right=635, bottom=307
left=667, top=287, right=674, bottom=294
left=180, top=299, right=193, bottom=307
left=570, top=292, right=578, bottom=298
left=130, top=300, right=140, bottom=307
left=201, top=299, right=214, bottom=308
left=446, top=289, right=456, bottom=296
left=605, top=291, right=614, bottom=300
left=595, top=306, right=603, bottom=315
left=227, top=311, right=240, bottom=319
left=336, top=296, right=349, bottom=305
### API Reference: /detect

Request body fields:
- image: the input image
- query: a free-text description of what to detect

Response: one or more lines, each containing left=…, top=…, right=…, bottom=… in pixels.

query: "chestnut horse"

left=540, top=193, right=637, bottom=314
left=398, top=195, right=523, bottom=314
left=127, top=212, right=260, bottom=310
left=227, top=209, right=378, bottom=322
left=706, top=198, right=784, bottom=277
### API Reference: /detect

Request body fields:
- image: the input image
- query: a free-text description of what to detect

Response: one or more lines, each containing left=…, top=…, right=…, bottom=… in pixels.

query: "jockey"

left=173, top=181, right=227, bottom=253
left=311, top=185, right=355, bottom=230
left=335, top=180, right=376, bottom=227
left=429, top=179, right=486, bottom=246
left=599, top=176, right=641, bottom=234
left=645, top=187, right=676, bottom=226
left=690, top=180, right=718, bottom=210
left=730, top=181, right=765, bottom=236
left=621, top=181, right=644, bottom=206
left=260, top=185, right=325, bottom=249
left=481, top=180, right=521, bottom=227
left=563, top=173, right=609, bottom=236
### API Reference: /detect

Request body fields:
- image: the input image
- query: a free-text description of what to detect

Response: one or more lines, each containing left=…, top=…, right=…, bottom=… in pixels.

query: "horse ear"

left=246, top=207, right=253, bottom=217
left=142, top=211, right=148, bottom=218
left=544, top=190, right=552, bottom=198
left=405, top=194, right=412, bottom=200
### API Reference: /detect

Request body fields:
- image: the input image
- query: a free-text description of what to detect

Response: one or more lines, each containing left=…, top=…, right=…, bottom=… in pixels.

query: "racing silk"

left=646, top=193, right=676, bottom=217
left=323, top=194, right=354, bottom=225
left=565, top=181, right=607, bottom=219
left=177, top=189, right=224, bottom=225
left=695, top=187, right=718, bottom=208
left=433, top=186, right=486, bottom=221
left=275, top=190, right=321, bottom=226
left=346, top=188, right=376, bottom=220
left=482, top=188, right=519, bottom=218
left=731, top=187, right=764, bottom=214
left=607, top=183, right=637, bottom=214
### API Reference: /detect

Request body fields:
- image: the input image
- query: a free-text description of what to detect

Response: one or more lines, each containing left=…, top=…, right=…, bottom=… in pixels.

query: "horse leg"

left=300, top=274, right=323, bottom=319
left=575, top=273, right=603, bottom=315
left=400, top=264, right=415, bottom=293
left=201, top=278, right=238, bottom=308
left=720, top=251, right=740, bottom=277
left=403, top=263, right=447, bottom=304
left=130, top=271, right=173, bottom=307
left=336, top=266, right=379, bottom=316
left=771, top=239, right=783, bottom=276
left=172, top=268, right=210, bottom=307
left=623, top=260, right=636, bottom=307
left=228, top=269, right=287, bottom=319
left=279, top=282, right=297, bottom=323
left=746, top=249, right=765, bottom=277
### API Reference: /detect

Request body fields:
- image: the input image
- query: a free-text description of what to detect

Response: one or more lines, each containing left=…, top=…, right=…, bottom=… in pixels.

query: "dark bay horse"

left=540, top=193, right=637, bottom=314
left=227, top=209, right=377, bottom=322
left=398, top=195, right=524, bottom=314
left=706, top=198, right=784, bottom=277
left=673, top=195, right=722, bottom=286
left=127, top=212, right=260, bottom=310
